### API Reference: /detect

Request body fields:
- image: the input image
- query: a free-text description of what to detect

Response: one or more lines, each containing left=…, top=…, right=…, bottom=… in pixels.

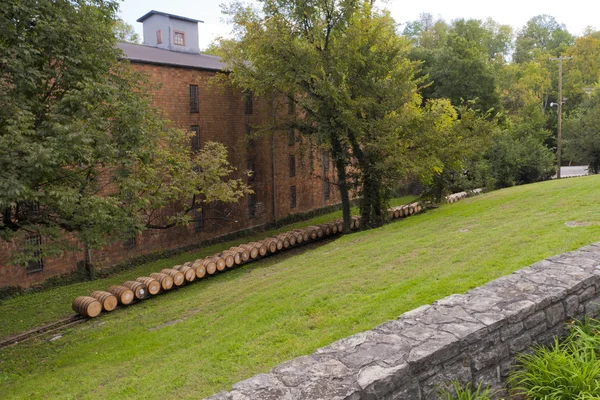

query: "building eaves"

left=117, top=42, right=226, bottom=72
left=136, top=10, right=204, bottom=24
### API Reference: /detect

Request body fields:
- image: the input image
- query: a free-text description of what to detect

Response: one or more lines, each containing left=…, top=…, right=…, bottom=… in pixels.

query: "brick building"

left=0, top=11, right=340, bottom=289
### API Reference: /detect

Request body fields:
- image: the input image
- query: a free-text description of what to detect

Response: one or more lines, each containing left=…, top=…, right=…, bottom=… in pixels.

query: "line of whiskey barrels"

left=74, top=192, right=481, bottom=318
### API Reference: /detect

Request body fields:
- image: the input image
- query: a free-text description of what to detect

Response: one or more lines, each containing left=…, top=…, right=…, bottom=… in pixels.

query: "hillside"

left=1, top=177, right=600, bottom=399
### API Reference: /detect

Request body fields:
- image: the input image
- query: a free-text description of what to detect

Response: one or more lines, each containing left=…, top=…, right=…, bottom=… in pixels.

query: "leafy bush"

left=508, top=318, right=600, bottom=399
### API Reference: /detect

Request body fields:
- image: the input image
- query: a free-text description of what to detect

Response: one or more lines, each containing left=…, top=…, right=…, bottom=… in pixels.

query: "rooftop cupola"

left=137, top=10, right=203, bottom=54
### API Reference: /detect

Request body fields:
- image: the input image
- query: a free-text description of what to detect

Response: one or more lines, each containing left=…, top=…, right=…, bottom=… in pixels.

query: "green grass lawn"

left=1, top=178, right=600, bottom=399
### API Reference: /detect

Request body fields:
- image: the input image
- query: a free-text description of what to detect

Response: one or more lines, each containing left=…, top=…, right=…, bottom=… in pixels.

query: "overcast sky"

left=118, top=0, right=600, bottom=50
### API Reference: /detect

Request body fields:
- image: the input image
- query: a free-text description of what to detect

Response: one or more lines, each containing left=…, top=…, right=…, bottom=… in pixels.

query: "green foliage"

left=440, top=381, right=494, bottom=400
left=509, top=318, right=600, bottom=399
left=564, top=86, right=600, bottom=173
left=0, top=0, right=248, bottom=266
left=514, top=15, right=575, bottom=63
left=114, top=19, right=140, bottom=44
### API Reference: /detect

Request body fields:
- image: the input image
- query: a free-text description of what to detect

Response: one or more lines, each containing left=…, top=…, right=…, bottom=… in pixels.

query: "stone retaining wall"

left=206, top=242, right=600, bottom=399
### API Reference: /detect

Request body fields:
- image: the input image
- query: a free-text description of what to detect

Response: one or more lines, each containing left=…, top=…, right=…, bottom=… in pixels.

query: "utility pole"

left=549, top=56, right=572, bottom=179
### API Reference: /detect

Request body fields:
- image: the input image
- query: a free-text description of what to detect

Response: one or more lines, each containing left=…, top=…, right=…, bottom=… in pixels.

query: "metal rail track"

left=0, top=315, right=87, bottom=349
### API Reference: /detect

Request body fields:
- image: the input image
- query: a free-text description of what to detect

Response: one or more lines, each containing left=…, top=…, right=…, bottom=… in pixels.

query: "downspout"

left=271, top=95, right=277, bottom=224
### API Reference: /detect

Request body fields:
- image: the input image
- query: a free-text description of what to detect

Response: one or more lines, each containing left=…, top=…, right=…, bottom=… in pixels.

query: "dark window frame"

left=25, top=234, right=44, bottom=274
left=324, top=179, right=331, bottom=201
left=290, top=185, right=297, bottom=209
left=248, top=193, right=257, bottom=218
left=193, top=205, right=204, bottom=232
left=323, top=151, right=330, bottom=174
left=244, top=90, right=253, bottom=114
left=247, top=158, right=256, bottom=183
left=190, top=85, right=199, bottom=113
left=123, top=230, right=137, bottom=250
left=289, top=155, right=296, bottom=177
left=190, top=125, right=200, bottom=152
left=288, top=128, right=295, bottom=146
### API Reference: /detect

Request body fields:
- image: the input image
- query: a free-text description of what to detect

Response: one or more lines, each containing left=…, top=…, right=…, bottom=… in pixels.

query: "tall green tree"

left=514, top=15, right=574, bottom=64
left=0, top=0, right=248, bottom=268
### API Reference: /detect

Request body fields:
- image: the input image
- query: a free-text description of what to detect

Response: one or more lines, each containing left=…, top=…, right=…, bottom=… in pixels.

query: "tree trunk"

left=331, top=136, right=352, bottom=233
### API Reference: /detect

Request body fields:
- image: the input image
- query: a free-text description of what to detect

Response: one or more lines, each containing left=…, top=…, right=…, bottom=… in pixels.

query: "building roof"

left=117, top=42, right=226, bottom=72
left=136, top=10, right=204, bottom=24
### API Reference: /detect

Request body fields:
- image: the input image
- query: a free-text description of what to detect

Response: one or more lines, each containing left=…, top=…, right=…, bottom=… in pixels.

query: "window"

left=173, top=31, right=185, bottom=46
left=123, top=230, right=137, bottom=249
left=246, top=124, right=254, bottom=148
left=247, top=159, right=255, bottom=183
left=190, top=125, right=200, bottom=152
left=323, top=151, right=330, bottom=174
left=324, top=179, right=330, bottom=201
left=248, top=193, right=257, bottom=218
left=244, top=90, right=253, bottom=114
left=190, top=85, right=199, bottom=113
left=156, top=30, right=163, bottom=44
left=25, top=235, right=43, bottom=274
left=290, top=186, right=297, bottom=209
left=288, top=94, right=295, bottom=114
left=289, top=155, right=296, bottom=177
left=193, top=205, right=204, bottom=232
left=288, top=128, right=295, bottom=146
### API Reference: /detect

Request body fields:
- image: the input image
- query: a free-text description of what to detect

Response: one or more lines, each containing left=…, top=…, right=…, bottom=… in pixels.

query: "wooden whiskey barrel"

left=294, top=229, right=310, bottom=242
left=209, top=256, right=226, bottom=272
left=222, top=249, right=242, bottom=265
left=200, top=258, right=217, bottom=275
left=277, top=233, right=295, bottom=247
left=286, top=233, right=297, bottom=246
left=219, top=252, right=235, bottom=268
left=123, top=281, right=148, bottom=300
left=337, top=220, right=343, bottom=232
left=261, top=239, right=278, bottom=254
left=136, top=277, right=161, bottom=295
left=174, top=265, right=196, bottom=282
left=160, top=269, right=185, bottom=286
left=249, top=241, right=268, bottom=257
left=240, top=243, right=260, bottom=259
left=150, top=273, right=174, bottom=291
left=230, top=246, right=250, bottom=262
left=72, top=296, right=102, bottom=318
left=329, top=222, right=338, bottom=234
left=108, top=286, right=135, bottom=305
left=190, top=260, right=207, bottom=278
left=90, top=291, right=118, bottom=312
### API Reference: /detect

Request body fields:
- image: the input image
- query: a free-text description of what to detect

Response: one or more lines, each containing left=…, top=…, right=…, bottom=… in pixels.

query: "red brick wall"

left=0, top=62, right=340, bottom=289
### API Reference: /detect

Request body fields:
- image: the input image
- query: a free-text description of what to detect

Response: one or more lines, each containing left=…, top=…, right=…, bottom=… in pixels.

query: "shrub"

left=508, top=318, right=600, bottom=399
left=440, top=381, right=494, bottom=400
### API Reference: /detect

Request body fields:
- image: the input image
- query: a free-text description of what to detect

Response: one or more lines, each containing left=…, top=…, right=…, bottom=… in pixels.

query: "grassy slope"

left=1, top=178, right=600, bottom=399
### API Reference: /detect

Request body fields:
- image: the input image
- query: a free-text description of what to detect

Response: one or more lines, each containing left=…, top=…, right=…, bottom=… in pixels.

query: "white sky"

left=118, top=0, right=600, bottom=50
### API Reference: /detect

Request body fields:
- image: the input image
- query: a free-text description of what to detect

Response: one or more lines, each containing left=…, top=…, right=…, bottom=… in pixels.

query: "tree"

left=114, top=19, right=141, bottom=44
left=220, top=0, right=422, bottom=230
left=407, top=18, right=505, bottom=114
left=564, top=86, right=600, bottom=173
left=0, top=0, right=248, bottom=270
left=514, top=15, right=574, bottom=64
